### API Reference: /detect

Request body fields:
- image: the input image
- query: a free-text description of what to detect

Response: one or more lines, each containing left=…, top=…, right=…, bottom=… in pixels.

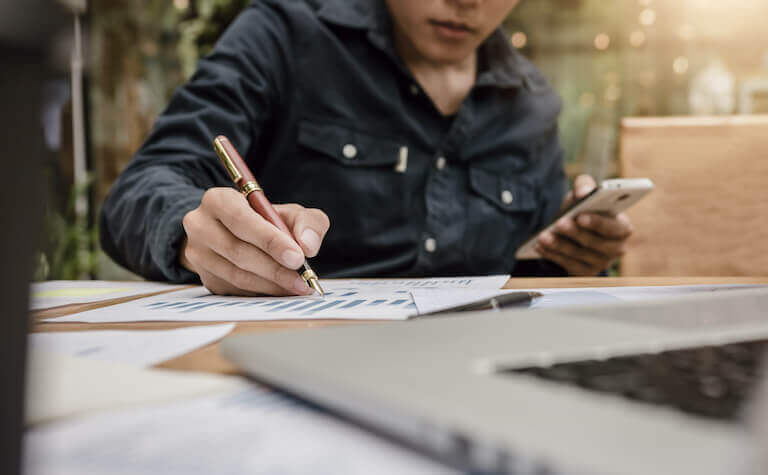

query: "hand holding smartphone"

left=515, top=178, right=654, bottom=260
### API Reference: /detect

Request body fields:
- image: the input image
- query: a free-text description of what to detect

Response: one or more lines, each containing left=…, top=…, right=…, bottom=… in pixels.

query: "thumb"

left=573, top=174, right=597, bottom=200
left=275, top=204, right=331, bottom=258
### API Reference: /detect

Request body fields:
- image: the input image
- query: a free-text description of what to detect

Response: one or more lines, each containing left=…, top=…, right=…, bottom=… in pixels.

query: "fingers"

left=535, top=241, right=598, bottom=277
left=560, top=174, right=597, bottom=211
left=573, top=174, right=597, bottom=199
left=196, top=269, right=257, bottom=297
left=533, top=207, right=634, bottom=276
left=552, top=217, right=628, bottom=257
left=275, top=204, right=331, bottom=258
left=188, top=245, right=299, bottom=297
left=187, top=217, right=310, bottom=295
left=182, top=187, right=328, bottom=296
left=538, top=231, right=610, bottom=269
left=197, top=267, right=289, bottom=297
left=202, top=188, right=305, bottom=269
left=576, top=213, right=633, bottom=240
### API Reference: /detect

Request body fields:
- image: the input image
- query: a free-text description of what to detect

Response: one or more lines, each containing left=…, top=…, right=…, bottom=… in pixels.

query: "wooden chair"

left=619, top=115, right=768, bottom=276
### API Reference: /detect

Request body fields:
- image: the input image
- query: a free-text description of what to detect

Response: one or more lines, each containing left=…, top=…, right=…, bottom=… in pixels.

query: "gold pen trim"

left=213, top=138, right=243, bottom=182
left=300, top=268, right=318, bottom=282
left=300, top=267, right=325, bottom=296
left=240, top=181, right=262, bottom=196
left=307, top=277, right=324, bottom=297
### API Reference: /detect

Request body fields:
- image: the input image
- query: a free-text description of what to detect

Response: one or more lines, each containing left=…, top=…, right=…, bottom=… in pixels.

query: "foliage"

left=177, top=0, right=251, bottom=78
left=35, top=177, right=98, bottom=281
left=59, top=0, right=250, bottom=280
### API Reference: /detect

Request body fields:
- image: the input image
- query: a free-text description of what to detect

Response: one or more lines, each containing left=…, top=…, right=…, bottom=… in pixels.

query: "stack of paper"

left=30, top=280, right=186, bottom=310
left=44, top=276, right=510, bottom=323
left=25, top=386, right=457, bottom=474
left=25, top=350, right=245, bottom=425
left=28, top=324, right=235, bottom=367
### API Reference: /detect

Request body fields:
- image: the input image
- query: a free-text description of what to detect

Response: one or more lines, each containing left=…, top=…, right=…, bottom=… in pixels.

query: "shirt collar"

left=316, top=0, right=525, bottom=89
left=476, top=29, right=526, bottom=89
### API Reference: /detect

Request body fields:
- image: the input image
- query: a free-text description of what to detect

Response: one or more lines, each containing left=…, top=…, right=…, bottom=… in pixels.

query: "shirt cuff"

left=150, top=190, right=205, bottom=284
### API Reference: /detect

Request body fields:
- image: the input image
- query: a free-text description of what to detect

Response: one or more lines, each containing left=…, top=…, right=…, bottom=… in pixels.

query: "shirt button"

left=409, top=84, right=420, bottom=96
left=435, top=156, right=447, bottom=170
left=501, top=190, right=514, bottom=205
left=424, top=237, right=437, bottom=253
left=342, top=144, right=357, bottom=159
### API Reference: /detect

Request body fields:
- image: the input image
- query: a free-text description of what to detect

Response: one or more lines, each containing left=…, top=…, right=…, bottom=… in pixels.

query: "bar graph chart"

left=142, top=293, right=416, bottom=320
left=48, top=275, right=510, bottom=323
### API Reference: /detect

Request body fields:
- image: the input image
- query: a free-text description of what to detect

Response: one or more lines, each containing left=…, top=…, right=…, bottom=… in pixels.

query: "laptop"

left=222, top=288, right=768, bottom=474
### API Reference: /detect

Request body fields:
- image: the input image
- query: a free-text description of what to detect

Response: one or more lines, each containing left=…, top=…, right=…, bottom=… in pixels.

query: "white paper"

left=25, top=350, right=246, bottom=425
left=30, top=280, right=186, bottom=310
left=412, top=284, right=767, bottom=315
left=320, top=275, right=509, bottom=289
left=46, top=276, right=510, bottom=323
left=28, top=324, right=235, bottom=367
left=24, top=386, right=457, bottom=475
left=529, top=284, right=766, bottom=308
left=412, top=289, right=530, bottom=315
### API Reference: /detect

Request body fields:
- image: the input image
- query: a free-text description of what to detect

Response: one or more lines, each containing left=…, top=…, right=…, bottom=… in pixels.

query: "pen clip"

left=213, top=136, right=243, bottom=182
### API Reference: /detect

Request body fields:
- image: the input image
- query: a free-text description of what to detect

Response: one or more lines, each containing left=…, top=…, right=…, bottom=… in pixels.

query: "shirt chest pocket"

left=464, top=166, right=540, bottom=272
left=290, top=120, right=411, bottom=255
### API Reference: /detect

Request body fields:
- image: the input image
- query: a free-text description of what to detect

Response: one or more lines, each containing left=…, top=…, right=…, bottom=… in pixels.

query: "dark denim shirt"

left=100, top=0, right=568, bottom=283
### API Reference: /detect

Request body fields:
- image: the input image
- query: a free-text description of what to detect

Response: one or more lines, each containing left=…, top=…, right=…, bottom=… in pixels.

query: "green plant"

left=177, top=0, right=250, bottom=78
left=35, top=177, right=98, bottom=281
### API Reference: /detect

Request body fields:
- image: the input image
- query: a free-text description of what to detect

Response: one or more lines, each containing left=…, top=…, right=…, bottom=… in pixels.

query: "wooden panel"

left=620, top=116, right=768, bottom=276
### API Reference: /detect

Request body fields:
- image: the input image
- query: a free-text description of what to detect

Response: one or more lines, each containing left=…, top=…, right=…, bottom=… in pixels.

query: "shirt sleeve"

left=99, top=2, right=293, bottom=282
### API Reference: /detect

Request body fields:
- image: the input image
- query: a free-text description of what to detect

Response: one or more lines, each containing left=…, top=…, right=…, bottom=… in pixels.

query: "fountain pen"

left=212, top=135, right=325, bottom=297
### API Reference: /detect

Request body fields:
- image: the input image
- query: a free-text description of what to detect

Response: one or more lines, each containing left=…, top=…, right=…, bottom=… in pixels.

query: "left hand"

left=535, top=175, right=633, bottom=276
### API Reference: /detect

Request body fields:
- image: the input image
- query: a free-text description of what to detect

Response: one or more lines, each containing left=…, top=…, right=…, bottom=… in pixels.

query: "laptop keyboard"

left=508, top=339, right=768, bottom=421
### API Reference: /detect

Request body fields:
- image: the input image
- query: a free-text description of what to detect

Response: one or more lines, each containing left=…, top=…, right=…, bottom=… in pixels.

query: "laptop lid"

left=222, top=288, right=768, bottom=474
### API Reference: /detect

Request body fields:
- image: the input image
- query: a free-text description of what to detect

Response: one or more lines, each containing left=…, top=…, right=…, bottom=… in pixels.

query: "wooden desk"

left=32, top=276, right=768, bottom=375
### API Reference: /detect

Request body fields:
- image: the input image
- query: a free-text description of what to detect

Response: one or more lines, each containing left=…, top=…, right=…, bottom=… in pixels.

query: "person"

left=101, top=0, right=633, bottom=296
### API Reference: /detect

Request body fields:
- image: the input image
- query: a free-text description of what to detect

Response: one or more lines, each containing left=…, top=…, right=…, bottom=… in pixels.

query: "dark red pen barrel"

left=245, top=186, right=292, bottom=236
left=215, top=134, right=298, bottom=249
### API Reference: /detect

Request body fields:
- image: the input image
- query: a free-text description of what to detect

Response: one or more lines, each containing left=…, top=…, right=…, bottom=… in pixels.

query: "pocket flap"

left=469, top=167, right=537, bottom=213
left=298, top=120, right=402, bottom=167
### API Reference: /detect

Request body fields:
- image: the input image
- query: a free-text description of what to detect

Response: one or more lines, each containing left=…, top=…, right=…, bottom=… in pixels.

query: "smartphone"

left=515, top=178, right=654, bottom=260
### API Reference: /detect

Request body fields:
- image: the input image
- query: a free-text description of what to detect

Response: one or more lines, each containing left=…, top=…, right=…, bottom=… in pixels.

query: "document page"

left=529, top=284, right=766, bottom=308
left=30, top=280, right=186, bottom=310
left=24, top=386, right=457, bottom=475
left=29, top=324, right=235, bottom=367
left=26, top=351, right=245, bottom=425
left=412, top=284, right=767, bottom=315
left=46, top=275, right=510, bottom=323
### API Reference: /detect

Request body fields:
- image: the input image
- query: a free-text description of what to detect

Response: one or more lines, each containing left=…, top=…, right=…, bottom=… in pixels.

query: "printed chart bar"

left=302, top=300, right=344, bottom=316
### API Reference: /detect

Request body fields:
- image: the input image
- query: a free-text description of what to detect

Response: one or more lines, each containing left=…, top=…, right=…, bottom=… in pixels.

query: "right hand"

left=181, top=187, right=330, bottom=296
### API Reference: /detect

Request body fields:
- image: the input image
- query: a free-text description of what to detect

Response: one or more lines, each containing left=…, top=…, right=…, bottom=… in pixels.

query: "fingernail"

left=281, top=249, right=304, bottom=269
left=294, top=276, right=311, bottom=294
left=577, top=186, right=593, bottom=197
left=557, top=218, right=571, bottom=231
left=300, top=229, right=321, bottom=255
left=579, top=215, right=591, bottom=226
left=540, top=232, right=553, bottom=245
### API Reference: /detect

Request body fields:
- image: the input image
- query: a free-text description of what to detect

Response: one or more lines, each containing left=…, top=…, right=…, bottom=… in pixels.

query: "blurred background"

left=38, top=0, right=768, bottom=281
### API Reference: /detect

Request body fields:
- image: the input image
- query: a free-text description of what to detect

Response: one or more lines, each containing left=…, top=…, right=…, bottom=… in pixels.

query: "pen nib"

left=307, top=277, right=325, bottom=297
